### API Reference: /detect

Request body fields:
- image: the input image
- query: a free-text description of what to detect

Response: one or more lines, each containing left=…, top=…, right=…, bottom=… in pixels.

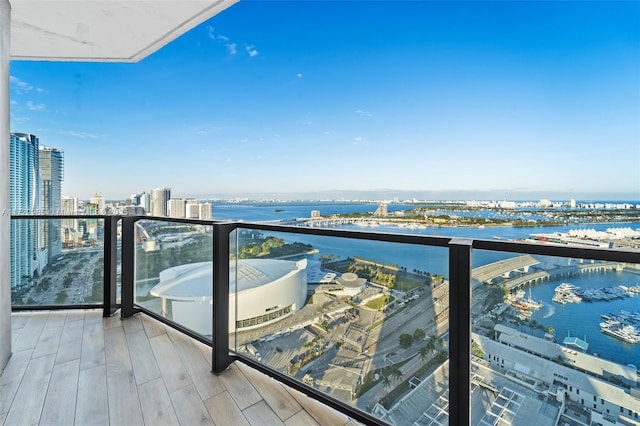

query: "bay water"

left=211, top=201, right=640, bottom=366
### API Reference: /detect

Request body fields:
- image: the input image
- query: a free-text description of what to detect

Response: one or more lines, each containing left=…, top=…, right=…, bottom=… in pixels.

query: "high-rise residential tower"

left=199, top=202, right=211, bottom=220
left=61, top=196, right=80, bottom=248
left=90, top=192, right=105, bottom=213
left=168, top=198, right=186, bottom=218
left=142, top=192, right=151, bottom=213
left=39, top=146, right=64, bottom=260
left=151, top=187, right=171, bottom=216
left=186, top=201, right=200, bottom=219
left=9, top=133, right=45, bottom=288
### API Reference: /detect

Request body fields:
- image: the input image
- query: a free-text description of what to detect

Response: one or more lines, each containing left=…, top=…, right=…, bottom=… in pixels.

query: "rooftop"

left=1, top=310, right=356, bottom=426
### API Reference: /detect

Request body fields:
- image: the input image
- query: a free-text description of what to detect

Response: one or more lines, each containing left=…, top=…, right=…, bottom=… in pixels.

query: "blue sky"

left=9, top=1, right=640, bottom=201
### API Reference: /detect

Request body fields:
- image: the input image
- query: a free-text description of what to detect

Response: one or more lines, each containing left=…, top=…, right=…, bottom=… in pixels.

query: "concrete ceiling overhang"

left=9, top=0, right=239, bottom=62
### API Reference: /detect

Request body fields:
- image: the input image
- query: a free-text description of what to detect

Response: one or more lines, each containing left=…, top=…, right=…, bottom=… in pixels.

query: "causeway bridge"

left=471, top=255, right=539, bottom=288
left=475, top=257, right=621, bottom=291
left=292, top=217, right=385, bottom=227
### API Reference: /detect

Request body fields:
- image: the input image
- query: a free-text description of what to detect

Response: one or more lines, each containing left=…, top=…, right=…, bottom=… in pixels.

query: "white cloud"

left=10, top=76, right=45, bottom=94
left=354, top=136, right=364, bottom=144
left=191, top=123, right=223, bottom=136
left=354, top=109, right=372, bottom=117
left=206, top=25, right=215, bottom=40
left=10, top=76, right=33, bottom=91
left=297, top=73, right=303, bottom=78
left=25, top=101, right=45, bottom=111
left=245, top=44, right=259, bottom=57
left=58, top=130, right=98, bottom=139
left=207, top=26, right=240, bottom=56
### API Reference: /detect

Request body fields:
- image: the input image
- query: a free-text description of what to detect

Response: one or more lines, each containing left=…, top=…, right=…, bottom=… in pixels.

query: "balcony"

left=2, top=309, right=354, bottom=426
left=5, top=215, right=640, bottom=425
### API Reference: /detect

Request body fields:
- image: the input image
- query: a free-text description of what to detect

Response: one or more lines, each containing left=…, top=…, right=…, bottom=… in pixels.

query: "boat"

left=599, top=310, right=640, bottom=344
left=555, top=283, right=579, bottom=293
left=507, top=287, right=542, bottom=312
left=552, top=283, right=582, bottom=304
left=601, top=324, right=640, bottom=344
left=523, top=287, right=543, bottom=309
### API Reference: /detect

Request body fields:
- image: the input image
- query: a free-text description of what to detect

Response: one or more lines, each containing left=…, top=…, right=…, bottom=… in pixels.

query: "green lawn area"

left=365, top=294, right=395, bottom=310
left=395, top=276, right=423, bottom=291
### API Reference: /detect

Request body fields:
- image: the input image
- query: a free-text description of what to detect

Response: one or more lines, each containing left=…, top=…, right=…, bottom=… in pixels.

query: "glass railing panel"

left=229, top=227, right=449, bottom=423
left=10, top=217, right=105, bottom=306
left=471, top=249, right=640, bottom=425
left=133, top=219, right=214, bottom=338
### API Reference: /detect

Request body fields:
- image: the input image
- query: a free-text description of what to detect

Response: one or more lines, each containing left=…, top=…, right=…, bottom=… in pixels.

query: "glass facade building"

left=9, top=133, right=41, bottom=289
left=39, top=146, right=64, bottom=260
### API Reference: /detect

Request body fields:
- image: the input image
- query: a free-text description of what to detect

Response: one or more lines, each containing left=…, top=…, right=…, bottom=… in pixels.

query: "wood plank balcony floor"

left=1, top=310, right=357, bottom=426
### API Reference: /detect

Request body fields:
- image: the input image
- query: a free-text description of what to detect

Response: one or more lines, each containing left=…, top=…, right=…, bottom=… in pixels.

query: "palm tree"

left=381, top=374, right=392, bottom=390
left=390, top=365, right=402, bottom=382
left=426, top=335, right=437, bottom=354
left=418, top=345, right=429, bottom=362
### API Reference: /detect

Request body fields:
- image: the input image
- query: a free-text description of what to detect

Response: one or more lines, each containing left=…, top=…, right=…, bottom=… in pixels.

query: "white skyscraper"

left=168, top=198, right=186, bottom=218
left=90, top=192, right=105, bottom=213
left=186, top=201, right=200, bottom=219
left=61, top=196, right=78, bottom=215
left=151, top=188, right=171, bottom=216
left=61, top=196, right=79, bottom=248
left=199, top=202, right=211, bottom=220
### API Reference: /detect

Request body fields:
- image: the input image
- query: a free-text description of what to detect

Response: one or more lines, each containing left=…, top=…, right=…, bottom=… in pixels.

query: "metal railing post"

left=212, top=222, right=234, bottom=374
left=448, top=238, right=472, bottom=426
left=103, top=215, right=120, bottom=316
left=120, top=215, right=138, bottom=318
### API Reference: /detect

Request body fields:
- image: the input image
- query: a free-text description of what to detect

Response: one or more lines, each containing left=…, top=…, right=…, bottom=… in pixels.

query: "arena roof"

left=150, top=258, right=307, bottom=300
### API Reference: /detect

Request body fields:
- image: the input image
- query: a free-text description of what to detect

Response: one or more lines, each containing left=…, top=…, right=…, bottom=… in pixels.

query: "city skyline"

left=8, top=1, right=640, bottom=201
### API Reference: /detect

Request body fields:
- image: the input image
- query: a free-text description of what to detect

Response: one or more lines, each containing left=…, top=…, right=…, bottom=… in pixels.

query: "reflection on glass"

left=11, top=218, right=105, bottom=306
left=133, top=219, right=213, bottom=336
left=230, top=229, right=449, bottom=421
left=471, top=252, right=640, bottom=425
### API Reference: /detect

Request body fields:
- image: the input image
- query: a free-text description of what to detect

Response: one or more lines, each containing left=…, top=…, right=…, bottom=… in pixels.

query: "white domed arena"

left=150, top=258, right=308, bottom=335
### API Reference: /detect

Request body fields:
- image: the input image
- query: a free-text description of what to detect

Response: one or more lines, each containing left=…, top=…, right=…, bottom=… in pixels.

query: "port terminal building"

left=379, top=325, right=640, bottom=425
left=475, top=325, right=640, bottom=424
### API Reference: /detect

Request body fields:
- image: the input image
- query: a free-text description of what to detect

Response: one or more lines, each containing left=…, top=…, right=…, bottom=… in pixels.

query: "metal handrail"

left=11, top=214, right=640, bottom=425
